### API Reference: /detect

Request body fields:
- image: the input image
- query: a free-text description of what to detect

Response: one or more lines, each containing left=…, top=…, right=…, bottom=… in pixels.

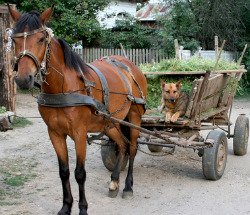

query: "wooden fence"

left=73, top=47, right=168, bottom=65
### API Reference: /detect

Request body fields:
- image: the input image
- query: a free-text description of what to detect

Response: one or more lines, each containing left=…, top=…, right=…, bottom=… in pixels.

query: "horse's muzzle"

left=15, top=74, right=34, bottom=89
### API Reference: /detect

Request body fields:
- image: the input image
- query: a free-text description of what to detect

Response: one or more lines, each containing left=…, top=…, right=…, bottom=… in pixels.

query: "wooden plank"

left=0, top=17, right=3, bottom=71
left=145, top=49, right=149, bottom=63
left=217, top=74, right=232, bottom=107
left=136, top=49, right=139, bottom=65
left=0, top=6, right=9, bottom=14
left=155, top=49, right=159, bottom=63
left=199, top=107, right=228, bottom=121
left=185, top=79, right=201, bottom=118
left=190, top=71, right=211, bottom=124
left=200, top=74, right=224, bottom=112
left=129, top=49, right=133, bottom=62
left=142, top=48, right=145, bottom=64
left=143, top=69, right=247, bottom=75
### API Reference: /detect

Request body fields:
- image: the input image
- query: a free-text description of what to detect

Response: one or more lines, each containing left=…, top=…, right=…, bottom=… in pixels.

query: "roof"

left=136, top=3, right=170, bottom=21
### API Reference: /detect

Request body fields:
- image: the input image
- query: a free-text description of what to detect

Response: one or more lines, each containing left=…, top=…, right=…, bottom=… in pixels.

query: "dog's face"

left=161, top=81, right=181, bottom=103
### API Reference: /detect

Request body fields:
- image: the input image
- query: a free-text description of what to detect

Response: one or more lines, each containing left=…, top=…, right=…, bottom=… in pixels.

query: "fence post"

left=214, top=36, right=219, bottom=59
left=174, top=39, right=180, bottom=60
left=0, top=5, right=16, bottom=112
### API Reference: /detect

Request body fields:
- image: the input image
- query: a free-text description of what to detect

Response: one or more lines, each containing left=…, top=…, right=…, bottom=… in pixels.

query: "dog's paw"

left=165, top=116, right=171, bottom=123
left=170, top=114, right=179, bottom=122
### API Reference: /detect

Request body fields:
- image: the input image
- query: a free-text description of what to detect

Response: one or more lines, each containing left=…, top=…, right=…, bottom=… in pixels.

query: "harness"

left=10, top=27, right=146, bottom=114
left=11, top=27, right=51, bottom=79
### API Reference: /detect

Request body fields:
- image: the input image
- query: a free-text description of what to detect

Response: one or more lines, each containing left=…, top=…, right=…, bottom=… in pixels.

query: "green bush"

left=0, top=106, right=7, bottom=114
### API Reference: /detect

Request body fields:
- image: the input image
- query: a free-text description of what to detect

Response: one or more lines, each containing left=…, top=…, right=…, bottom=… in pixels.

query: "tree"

left=0, top=0, right=110, bottom=46
left=159, top=0, right=249, bottom=51
left=99, top=17, right=159, bottom=49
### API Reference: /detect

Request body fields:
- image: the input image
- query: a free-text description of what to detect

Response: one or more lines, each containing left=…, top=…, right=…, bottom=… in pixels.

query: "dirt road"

left=0, top=93, right=249, bottom=215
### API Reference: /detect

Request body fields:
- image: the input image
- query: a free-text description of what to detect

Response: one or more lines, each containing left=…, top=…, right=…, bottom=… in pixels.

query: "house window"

left=116, top=12, right=129, bottom=18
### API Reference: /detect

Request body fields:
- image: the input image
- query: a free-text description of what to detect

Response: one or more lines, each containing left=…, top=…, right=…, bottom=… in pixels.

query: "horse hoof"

left=58, top=210, right=71, bottom=215
left=122, top=190, right=133, bottom=199
left=108, top=188, right=119, bottom=198
left=58, top=204, right=71, bottom=215
left=79, top=209, right=88, bottom=215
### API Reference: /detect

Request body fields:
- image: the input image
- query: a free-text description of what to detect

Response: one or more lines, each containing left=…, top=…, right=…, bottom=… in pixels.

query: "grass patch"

left=17, top=88, right=40, bottom=94
left=0, top=158, right=37, bottom=203
left=0, top=159, right=37, bottom=187
left=4, top=174, right=36, bottom=187
left=140, top=57, right=240, bottom=73
left=12, top=116, right=33, bottom=128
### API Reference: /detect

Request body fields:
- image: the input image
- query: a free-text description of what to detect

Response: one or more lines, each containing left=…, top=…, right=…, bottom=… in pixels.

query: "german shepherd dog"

left=159, top=81, right=189, bottom=122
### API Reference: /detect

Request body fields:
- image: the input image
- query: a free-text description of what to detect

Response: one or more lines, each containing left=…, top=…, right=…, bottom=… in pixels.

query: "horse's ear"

left=40, top=6, right=54, bottom=24
left=7, top=4, right=21, bottom=22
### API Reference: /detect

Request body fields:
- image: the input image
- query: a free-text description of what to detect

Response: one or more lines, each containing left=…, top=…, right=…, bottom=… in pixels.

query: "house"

left=97, top=0, right=148, bottom=29
left=135, top=1, right=170, bottom=28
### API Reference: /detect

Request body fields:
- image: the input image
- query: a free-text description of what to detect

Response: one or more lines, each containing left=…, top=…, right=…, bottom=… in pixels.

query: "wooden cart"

left=95, top=69, right=249, bottom=181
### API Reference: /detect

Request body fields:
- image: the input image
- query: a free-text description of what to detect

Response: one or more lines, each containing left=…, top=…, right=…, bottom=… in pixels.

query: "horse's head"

left=8, top=5, right=54, bottom=89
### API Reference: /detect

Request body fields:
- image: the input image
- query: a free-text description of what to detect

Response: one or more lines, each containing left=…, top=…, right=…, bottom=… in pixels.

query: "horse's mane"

left=58, top=39, right=86, bottom=73
left=14, top=10, right=86, bottom=74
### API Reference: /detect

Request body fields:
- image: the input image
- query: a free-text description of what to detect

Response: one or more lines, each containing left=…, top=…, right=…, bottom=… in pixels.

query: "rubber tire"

left=147, top=145, right=163, bottom=152
left=101, top=140, right=128, bottom=172
left=202, top=130, right=228, bottom=181
left=233, top=115, right=249, bottom=156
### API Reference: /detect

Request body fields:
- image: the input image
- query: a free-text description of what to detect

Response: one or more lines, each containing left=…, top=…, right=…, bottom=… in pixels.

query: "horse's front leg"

left=48, top=129, right=73, bottom=215
left=73, top=130, right=88, bottom=215
left=106, top=127, right=126, bottom=198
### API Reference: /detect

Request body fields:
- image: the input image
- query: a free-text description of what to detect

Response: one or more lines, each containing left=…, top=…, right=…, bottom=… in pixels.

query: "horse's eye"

left=173, top=91, right=177, bottom=93
left=38, top=37, right=45, bottom=43
left=166, top=90, right=170, bottom=93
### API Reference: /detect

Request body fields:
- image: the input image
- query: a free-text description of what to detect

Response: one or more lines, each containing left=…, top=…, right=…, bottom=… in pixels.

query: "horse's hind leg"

left=48, top=130, right=73, bottom=215
left=105, top=126, right=127, bottom=198
left=123, top=106, right=144, bottom=198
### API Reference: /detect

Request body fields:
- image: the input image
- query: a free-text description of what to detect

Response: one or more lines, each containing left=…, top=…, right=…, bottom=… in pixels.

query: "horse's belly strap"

left=37, top=93, right=106, bottom=112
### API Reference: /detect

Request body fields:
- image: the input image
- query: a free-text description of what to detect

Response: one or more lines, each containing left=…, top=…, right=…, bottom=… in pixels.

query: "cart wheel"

left=233, top=114, right=249, bottom=156
left=147, top=145, right=163, bottom=152
left=202, top=130, right=228, bottom=180
left=101, top=139, right=128, bottom=172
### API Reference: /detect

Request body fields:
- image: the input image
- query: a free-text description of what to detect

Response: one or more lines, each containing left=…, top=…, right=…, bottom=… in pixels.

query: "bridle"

left=11, top=26, right=52, bottom=80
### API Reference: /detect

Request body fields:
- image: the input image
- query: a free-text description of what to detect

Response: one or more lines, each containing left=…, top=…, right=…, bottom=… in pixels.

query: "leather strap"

left=37, top=93, right=107, bottom=112
left=12, top=27, right=45, bottom=38
left=106, top=58, right=146, bottom=106
left=86, top=63, right=109, bottom=111
left=105, top=58, right=132, bottom=96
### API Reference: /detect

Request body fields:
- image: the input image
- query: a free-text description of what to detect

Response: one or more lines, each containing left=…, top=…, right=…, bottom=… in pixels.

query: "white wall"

left=97, top=1, right=137, bottom=29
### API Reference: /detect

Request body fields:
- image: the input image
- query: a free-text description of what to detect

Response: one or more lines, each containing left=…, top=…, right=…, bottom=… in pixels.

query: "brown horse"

left=8, top=6, right=147, bottom=215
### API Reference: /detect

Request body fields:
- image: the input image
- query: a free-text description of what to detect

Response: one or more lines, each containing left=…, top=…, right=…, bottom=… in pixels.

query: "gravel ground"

left=0, top=93, right=249, bottom=215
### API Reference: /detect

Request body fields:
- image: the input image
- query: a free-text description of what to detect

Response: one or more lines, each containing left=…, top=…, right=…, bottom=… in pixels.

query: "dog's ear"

left=176, top=81, right=182, bottom=89
left=160, top=80, right=166, bottom=89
